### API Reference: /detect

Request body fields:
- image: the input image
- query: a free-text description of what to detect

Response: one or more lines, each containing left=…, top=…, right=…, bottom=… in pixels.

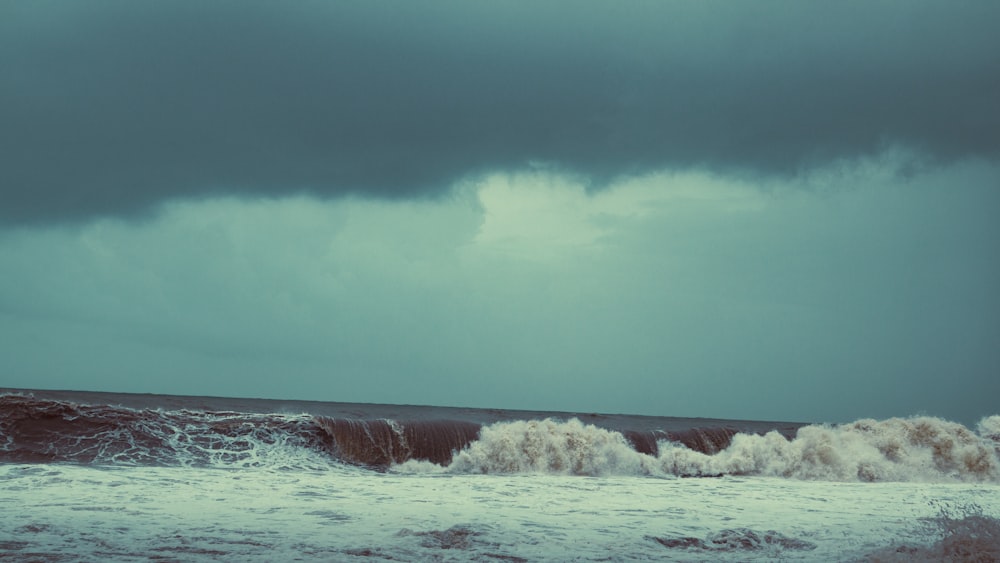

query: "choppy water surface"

left=2, top=390, right=998, bottom=560
left=3, top=463, right=998, bottom=561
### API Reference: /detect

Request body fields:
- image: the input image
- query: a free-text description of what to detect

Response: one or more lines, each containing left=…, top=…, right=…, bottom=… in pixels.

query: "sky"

left=2, top=1, right=999, bottom=425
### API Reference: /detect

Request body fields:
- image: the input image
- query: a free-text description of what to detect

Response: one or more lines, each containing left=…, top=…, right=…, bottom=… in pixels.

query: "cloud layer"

left=3, top=160, right=998, bottom=423
left=3, top=1, right=999, bottom=222
left=3, top=3, right=998, bottom=424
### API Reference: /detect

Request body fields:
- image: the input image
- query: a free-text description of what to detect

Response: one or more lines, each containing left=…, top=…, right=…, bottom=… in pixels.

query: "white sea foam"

left=68, top=410, right=334, bottom=470
left=979, top=415, right=1000, bottom=443
left=397, top=416, right=1000, bottom=482
left=660, top=416, right=1000, bottom=482
left=154, top=412, right=336, bottom=470
left=5, top=462, right=998, bottom=561
left=446, top=418, right=664, bottom=476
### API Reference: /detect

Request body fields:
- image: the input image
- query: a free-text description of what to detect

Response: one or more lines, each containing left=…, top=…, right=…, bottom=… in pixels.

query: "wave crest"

left=659, top=416, right=1000, bottom=481
left=0, top=394, right=331, bottom=469
left=978, top=415, right=1000, bottom=443
left=405, top=416, right=1000, bottom=482
left=4, top=394, right=997, bottom=481
left=446, top=418, right=661, bottom=476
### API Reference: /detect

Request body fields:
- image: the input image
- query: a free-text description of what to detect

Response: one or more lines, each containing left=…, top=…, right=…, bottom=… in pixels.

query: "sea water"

left=2, top=390, right=999, bottom=561
left=3, top=463, right=998, bottom=561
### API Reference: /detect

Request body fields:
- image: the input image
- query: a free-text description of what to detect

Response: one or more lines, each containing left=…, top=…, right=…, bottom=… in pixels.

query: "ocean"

left=1, top=389, right=998, bottom=561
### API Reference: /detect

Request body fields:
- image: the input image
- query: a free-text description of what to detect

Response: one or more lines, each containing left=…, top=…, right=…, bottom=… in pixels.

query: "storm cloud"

left=3, top=2, right=999, bottom=424
left=3, top=0, right=999, bottom=223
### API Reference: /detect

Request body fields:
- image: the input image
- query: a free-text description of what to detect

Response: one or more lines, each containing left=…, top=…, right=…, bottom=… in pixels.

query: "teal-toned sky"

left=2, top=1, right=998, bottom=424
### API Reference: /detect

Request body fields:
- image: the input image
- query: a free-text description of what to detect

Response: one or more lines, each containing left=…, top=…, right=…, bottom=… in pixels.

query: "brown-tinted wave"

left=314, top=418, right=482, bottom=466
left=0, top=393, right=752, bottom=470
left=0, top=394, right=319, bottom=466
left=623, top=428, right=741, bottom=456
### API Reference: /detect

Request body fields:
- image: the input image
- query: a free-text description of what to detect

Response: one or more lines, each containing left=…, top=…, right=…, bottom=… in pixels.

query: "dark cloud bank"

left=3, top=1, right=999, bottom=223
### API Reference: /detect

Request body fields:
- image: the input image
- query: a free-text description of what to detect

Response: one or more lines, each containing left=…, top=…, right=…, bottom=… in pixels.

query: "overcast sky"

left=2, top=1, right=998, bottom=425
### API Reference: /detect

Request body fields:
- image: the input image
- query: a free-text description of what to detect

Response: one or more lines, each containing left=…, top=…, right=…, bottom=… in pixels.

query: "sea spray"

left=657, top=416, right=1000, bottom=482
left=397, top=416, right=1000, bottom=482
left=979, top=415, right=1000, bottom=443
left=866, top=502, right=1000, bottom=561
left=445, top=418, right=662, bottom=476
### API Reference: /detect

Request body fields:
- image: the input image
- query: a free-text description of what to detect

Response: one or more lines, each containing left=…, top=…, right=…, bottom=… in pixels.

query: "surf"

left=2, top=392, right=997, bottom=482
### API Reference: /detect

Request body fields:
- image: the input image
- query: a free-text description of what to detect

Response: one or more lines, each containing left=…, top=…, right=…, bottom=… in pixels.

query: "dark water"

left=0, top=388, right=804, bottom=469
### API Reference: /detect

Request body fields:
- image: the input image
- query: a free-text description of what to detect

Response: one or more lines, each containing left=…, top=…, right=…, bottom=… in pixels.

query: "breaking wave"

left=0, top=394, right=331, bottom=469
left=0, top=394, right=733, bottom=471
left=400, top=416, right=1000, bottom=482
left=657, top=416, right=1000, bottom=482
left=0, top=394, right=478, bottom=470
left=445, top=418, right=662, bottom=476
left=2, top=394, right=997, bottom=482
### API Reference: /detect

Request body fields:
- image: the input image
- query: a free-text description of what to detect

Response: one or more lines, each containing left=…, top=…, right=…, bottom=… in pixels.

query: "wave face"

left=0, top=395, right=480, bottom=469
left=0, top=394, right=327, bottom=468
left=2, top=394, right=998, bottom=482
left=314, top=417, right=481, bottom=466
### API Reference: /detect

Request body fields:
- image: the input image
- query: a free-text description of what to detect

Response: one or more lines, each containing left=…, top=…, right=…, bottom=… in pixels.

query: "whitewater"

left=2, top=391, right=999, bottom=561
